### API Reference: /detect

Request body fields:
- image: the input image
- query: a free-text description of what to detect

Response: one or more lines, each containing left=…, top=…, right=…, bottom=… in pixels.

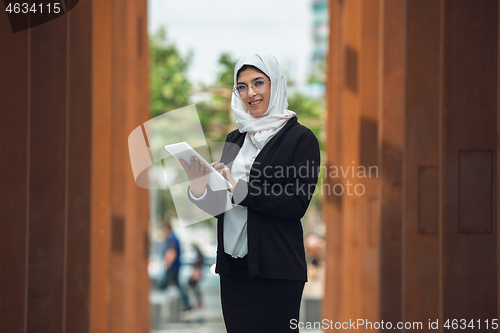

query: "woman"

left=179, top=53, right=320, bottom=332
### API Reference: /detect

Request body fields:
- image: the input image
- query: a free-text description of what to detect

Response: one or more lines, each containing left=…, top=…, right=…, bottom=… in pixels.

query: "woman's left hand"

left=211, top=162, right=237, bottom=192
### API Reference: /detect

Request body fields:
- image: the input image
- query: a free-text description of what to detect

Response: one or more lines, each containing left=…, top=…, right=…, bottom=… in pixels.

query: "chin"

left=251, top=110, right=266, bottom=117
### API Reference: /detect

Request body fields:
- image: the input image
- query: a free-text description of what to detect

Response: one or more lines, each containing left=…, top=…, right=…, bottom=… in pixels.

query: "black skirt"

left=220, top=252, right=305, bottom=333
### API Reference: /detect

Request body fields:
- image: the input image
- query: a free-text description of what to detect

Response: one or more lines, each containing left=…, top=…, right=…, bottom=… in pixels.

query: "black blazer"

left=188, top=116, right=320, bottom=281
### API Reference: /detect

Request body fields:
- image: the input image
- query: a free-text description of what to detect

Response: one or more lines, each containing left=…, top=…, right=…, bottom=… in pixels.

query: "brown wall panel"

left=440, top=0, right=498, bottom=326
left=28, top=14, right=67, bottom=333
left=0, top=14, right=29, bottom=333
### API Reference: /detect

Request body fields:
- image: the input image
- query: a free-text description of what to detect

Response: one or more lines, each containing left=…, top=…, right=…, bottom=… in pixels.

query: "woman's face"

left=237, top=68, right=271, bottom=117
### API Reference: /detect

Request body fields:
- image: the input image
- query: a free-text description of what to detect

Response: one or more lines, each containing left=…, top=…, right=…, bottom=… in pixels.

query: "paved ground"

left=152, top=287, right=226, bottom=333
left=150, top=276, right=323, bottom=333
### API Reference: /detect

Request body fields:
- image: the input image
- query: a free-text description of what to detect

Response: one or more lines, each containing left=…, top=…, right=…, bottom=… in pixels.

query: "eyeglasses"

left=232, top=80, right=271, bottom=98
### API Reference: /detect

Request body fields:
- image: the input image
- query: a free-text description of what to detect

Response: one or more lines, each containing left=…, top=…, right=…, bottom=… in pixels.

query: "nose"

left=247, top=85, right=258, bottom=97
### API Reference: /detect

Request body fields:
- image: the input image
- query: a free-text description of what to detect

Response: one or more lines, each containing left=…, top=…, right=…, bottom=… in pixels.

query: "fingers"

left=179, top=159, right=189, bottom=172
left=191, top=156, right=206, bottom=173
left=212, top=162, right=226, bottom=174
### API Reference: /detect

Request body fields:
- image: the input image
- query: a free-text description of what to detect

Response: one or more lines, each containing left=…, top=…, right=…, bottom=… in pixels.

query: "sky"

left=147, top=0, right=314, bottom=87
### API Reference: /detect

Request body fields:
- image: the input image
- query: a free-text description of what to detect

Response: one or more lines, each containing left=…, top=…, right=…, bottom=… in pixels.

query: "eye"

left=237, top=84, right=247, bottom=92
left=254, top=80, right=265, bottom=88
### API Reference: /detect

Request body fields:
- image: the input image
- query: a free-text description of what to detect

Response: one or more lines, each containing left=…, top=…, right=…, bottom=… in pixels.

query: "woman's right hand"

left=179, top=157, right=210, bottom=198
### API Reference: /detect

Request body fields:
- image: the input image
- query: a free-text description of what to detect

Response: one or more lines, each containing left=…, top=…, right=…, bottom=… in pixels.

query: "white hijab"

left=231, top=53, right=296, bottom=150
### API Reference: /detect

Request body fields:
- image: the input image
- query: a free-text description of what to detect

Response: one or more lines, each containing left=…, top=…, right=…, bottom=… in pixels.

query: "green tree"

left=196, top=53, right=237, bottom=143
left=150, top=27, right=192, bottom=117
left=149, top=27, right=194, bottom=223
left=287, top=91, right=324, bottom=151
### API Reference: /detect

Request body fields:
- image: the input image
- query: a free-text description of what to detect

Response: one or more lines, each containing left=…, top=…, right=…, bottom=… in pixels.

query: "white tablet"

left=164, top=142, right=232, bottom=191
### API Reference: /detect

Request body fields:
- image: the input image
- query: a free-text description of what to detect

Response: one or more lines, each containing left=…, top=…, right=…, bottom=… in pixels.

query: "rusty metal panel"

left=459, top=150, right=492, bottom=233
left=367, top=196, right=378, bottom=247
left=65, top=0, right=92, bottom=332
left=0, top=15, right=29, bottom=333
left=379, top=1, right=405, bottom=330
left=89, top=0, right=113, bottom=332
left=27, top=14, right=67, bottom=333
left=418, top=166, right=439, bottom=235
left=404, top=0, right=441, bottom=327
left=441, top=0, right=498, bottom=325
left=322, top=0, right=345, bottom=324
left=345, top=45, right=358, bottom=94
left=134, top=0, right=152, bottom=331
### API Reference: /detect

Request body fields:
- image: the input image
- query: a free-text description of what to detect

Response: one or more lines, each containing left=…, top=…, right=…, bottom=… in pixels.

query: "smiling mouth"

left=249, top=99, right=262, bottom=107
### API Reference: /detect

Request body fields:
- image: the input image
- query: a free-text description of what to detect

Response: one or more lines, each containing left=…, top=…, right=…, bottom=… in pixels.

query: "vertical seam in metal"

left=24, top=21, right=31, bottom=333
left=437, top=0, right=445, bottom=328
left=62, top=7, right=70, bottom=333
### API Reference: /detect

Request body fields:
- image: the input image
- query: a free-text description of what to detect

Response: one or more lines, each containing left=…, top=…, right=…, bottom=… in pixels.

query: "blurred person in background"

left=304, top=233, right=325, bottom=280
left=159, top=220, right=192, bottom=311
left=179, top=53, right=320, bottom=332
left=188, top=243, right=205, bottom=309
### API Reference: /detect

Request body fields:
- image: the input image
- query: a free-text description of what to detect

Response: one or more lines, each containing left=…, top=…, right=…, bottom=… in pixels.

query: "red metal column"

left=359, top=0, right=381, bottom=328
left=379, top=0, right=405, bottom=330
left=0, top=12, right=29, bottom=333
left=403, top=0, right=441, bottom=328
left=27, top=13, right=68, bottom=333
left=65, top=0, right=93, bottom=331
left=323, top=0, right=344, bottom=324
left=108, top=0, right=128, bottom=330
left=90, top=0, right=113, bottom=330
left=340, top=0, right=362, bottom=323
left=440, top=0, right=498, bottom=328
left=134, top=0, right=151, bottom=331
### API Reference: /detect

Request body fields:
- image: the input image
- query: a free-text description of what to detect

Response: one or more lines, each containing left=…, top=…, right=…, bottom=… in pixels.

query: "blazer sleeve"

left=186, top=131, right=241, bottom=219
left=232, top=129, right=320, bottom=221
left=187, top=184, right=228, bottom=219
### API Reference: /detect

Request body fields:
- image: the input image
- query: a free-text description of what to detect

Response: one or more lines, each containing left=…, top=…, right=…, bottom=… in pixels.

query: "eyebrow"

left=237, top=76, right=266, bottom=85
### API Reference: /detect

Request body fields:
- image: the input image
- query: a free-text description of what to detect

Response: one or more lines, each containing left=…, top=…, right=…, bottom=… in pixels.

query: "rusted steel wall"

left=440, top=0, right=498, bottom=327
left=404, top=0, right=441, bottom=328
left=0, top=0, right=150, bottom=332
left=323, top=0, right=499, bottom=331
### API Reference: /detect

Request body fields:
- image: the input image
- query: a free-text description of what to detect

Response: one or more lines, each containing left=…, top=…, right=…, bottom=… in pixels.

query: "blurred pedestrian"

left=188, top=244, right=205, bottom=309
left=158, top=220, right=192, bottom=311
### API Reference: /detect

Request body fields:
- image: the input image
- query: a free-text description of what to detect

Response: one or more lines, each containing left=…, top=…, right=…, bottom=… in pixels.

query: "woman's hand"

left=211, top=162, right=237, bottom=192
left=179, top=157, right=210, bottom=198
